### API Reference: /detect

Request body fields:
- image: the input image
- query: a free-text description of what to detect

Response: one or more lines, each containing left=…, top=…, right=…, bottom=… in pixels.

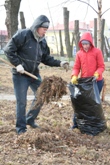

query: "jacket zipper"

left=86, top=51, right=89, bottom=76
left=32, top=42, right=39, bottom=74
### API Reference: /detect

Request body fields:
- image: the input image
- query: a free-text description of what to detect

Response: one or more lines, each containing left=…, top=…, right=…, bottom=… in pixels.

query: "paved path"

left=0, top=93, right=109, bottom=101
left=0, top=93, right=34, bottom=101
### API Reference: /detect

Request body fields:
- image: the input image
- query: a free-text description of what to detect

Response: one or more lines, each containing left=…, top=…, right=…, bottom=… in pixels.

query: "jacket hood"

left=79, top=32, right=94, bottom=49
left=30, top=15, right=50, bottom=41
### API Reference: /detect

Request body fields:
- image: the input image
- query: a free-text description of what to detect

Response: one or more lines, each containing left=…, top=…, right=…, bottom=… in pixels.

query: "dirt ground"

left=0, top=62, right=110, bottom=165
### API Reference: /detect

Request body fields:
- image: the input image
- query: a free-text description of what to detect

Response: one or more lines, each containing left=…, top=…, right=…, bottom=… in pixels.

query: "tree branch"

left=97, top=0, right=100, bottom=10
left=101, top=8, right=110, bottom=16
left=76, top=0, right=98, bottom=14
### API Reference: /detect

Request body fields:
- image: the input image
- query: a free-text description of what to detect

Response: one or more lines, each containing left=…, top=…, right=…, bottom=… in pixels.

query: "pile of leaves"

left=33, top=75, right=67, bottom=109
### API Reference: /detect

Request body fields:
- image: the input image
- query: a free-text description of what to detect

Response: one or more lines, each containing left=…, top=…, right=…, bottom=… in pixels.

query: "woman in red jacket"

left=71, top=32, right=105, bottom=129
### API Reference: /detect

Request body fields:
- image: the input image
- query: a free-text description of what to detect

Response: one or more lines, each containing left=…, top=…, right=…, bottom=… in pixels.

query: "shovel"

left=0, top=57, right=40, bottom=81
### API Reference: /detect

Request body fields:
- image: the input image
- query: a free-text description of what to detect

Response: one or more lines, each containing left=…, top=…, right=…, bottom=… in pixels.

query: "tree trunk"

left=97, top=0, right=102, bottom=49
left=74, top=20, right=80, bottom=52
left=105, top=36, right=110, bottom=58
left=105, top=36, right=110, bottom=51
left=59, top=30, right=64, bottom=57
left=101, top=19, right=105, bottom=55
left=4, top=0, right=21, bottom=39
left=63, top=7, right=72, bottom=58
left=94, top=18, right=97, bottom=47
left=20, top=11, right=26, bottom=29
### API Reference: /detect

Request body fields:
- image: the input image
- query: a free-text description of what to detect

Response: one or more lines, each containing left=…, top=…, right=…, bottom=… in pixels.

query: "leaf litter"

left=0, top=65, right=110, bottom=164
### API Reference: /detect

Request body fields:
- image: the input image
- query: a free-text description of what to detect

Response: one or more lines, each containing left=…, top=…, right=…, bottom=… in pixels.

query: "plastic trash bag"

left=69, top=77, right=107, bottom=136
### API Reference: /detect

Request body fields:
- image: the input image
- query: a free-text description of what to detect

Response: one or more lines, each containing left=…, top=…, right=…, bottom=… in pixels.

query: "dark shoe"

left=18, top=129, right=27, bottom=135
left=71, top=125, right=78, bottom=129
left=27, top=122, right=39, bottom=128
left=69, top=125, right=78, bottom=130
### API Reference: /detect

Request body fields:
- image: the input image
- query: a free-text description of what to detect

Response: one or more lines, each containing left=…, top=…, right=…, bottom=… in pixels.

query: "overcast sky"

left=0, top=0, right=110, bottom=30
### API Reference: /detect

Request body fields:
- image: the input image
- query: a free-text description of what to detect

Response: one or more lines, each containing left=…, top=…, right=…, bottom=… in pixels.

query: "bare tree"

left=101, top=19, right=105, bottom=54
left=63, top=7, right=72, bottom=58
left=59, top=30, right=64, bottom=57
left=20, top=11, right=26, bottom=29
left=47, top=2, right=59, bottom=56
left=4, top=0, right=21, bottom=39
left=97, top=0, right=102, bottom=49
left=94, top=18, right=97, bottom=47
left=75, top=0, right=110, bottom=49
left=74, top=20, right=80, bottom=52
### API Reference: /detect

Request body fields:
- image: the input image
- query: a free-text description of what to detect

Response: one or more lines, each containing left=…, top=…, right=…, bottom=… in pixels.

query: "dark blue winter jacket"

left=4, top=15, right=61, bottom=75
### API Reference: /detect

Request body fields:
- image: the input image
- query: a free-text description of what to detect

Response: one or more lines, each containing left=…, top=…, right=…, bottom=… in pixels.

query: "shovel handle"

left=0, top=57, right=39, bottom=80
left=24, top=70, right=38, bottom=80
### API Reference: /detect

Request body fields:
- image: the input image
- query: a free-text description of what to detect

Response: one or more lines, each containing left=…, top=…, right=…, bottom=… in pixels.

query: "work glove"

left=94, top=72, right=99, bottom=79
left=60, top=61, right=69, bottom=72
left=71, top=75, right=78, bottom=84
left=16, top=64, right=24, bottom=74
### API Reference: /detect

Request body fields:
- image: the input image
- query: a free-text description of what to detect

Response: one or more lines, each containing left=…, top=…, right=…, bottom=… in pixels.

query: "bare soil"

left=0, top=63, right=110, bottom=165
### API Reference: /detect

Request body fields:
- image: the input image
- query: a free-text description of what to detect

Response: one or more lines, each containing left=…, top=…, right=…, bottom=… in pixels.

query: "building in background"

left=1, top=20, right=110, bottom=56
left=0, top=30, right=8, bottom=51
left=46, top=21, right=92, bottom=56
left=46, top=20, right=110, bottom=56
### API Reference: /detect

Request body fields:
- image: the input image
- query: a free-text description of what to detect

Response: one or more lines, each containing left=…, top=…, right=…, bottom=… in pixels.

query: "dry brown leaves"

left=33, top=75, right=67, bottom=109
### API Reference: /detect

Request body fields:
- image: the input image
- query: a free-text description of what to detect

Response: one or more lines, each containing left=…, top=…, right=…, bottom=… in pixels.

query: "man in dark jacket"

left=4, top=15, right=69, bottom=135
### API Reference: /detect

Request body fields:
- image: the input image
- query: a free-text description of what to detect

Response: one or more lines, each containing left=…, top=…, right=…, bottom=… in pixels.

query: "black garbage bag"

left=69, top=77, right=107, bottom=136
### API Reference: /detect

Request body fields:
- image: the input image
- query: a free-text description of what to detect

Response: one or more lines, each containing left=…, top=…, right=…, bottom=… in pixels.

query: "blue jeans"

left=72, top=79, right=104, bottom=128
left=12, top=73, right=41, bottom=134
left=97, top=79, right=104, bottom=94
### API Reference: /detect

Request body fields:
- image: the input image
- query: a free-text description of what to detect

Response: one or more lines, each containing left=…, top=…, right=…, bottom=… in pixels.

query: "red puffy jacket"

left=71, top=32, right=105, bottom=81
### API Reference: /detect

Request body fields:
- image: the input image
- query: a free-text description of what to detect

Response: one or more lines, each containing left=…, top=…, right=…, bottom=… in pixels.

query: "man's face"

left=37, top=27, right=48, bottom=37
left=82, top=43, right=91, bottom=51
